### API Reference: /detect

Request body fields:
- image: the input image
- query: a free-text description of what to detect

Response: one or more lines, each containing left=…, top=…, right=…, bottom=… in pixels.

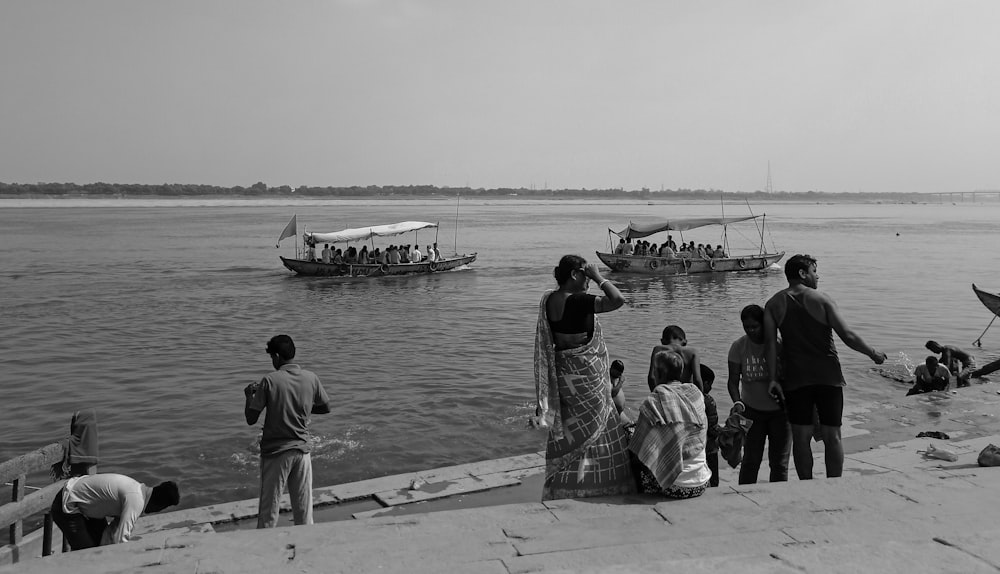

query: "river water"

left=2, top=197, right=999, bottom=509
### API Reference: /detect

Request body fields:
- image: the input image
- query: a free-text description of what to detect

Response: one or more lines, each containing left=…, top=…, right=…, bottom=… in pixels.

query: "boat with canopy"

left=276, top=217, right=477, bottom=277
left=595, top=211, right=784, bottom=275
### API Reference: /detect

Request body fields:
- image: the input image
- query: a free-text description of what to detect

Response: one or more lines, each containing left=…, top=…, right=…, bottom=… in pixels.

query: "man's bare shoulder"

left=765, top=288, right=789, bottom=310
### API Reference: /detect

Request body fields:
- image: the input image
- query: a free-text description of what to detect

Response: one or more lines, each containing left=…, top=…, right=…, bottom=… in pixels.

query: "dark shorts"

left=785, top=385, right=843, bottom=427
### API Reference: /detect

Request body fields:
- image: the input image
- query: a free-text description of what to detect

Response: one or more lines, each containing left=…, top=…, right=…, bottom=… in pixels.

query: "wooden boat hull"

left=973, top=284, right=1000, bottom=317
left=595, top=251, right=785, bottom=275
left=280, top=254, right=477, bottom=277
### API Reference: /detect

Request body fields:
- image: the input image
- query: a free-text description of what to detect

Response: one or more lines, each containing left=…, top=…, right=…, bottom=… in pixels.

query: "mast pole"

left=454, top=193, right=461, bottom=256
left=720, top=194, right=728, bottom=255
left=745, top=198, right=765, bottom=255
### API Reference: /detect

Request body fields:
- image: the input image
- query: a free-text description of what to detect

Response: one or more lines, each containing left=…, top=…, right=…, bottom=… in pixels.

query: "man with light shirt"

left=245, top=334, right=331, bottom=528
left=50, top=473, right=179, bottom=550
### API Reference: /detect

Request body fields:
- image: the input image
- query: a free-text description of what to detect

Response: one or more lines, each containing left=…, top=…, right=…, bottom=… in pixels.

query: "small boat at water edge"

left=973, top=284, right=1000, bottom=317
left=595, top=213, right=784, bottom=276
left=276, top=217, right=477, bottom=278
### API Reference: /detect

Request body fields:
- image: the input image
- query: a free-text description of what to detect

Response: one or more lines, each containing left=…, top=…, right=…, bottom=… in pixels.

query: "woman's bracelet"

left=598, top=279, right=611, bottom=289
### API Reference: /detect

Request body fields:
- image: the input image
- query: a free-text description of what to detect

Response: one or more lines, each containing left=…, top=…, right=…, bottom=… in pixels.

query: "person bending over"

left=51, top=473, right=179, bottom=550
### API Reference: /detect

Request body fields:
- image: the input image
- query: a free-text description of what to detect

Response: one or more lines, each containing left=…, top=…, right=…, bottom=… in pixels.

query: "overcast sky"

left=2, top=1, right=998, bottom=194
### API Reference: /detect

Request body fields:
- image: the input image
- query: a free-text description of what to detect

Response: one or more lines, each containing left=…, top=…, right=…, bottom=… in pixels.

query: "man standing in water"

left=765, top=254, right=886, bottom=480
left=245, top=335, right=331, bottom=528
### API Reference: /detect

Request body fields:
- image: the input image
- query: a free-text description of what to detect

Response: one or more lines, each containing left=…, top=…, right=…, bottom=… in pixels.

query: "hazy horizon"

left=3, top=1, right=999, bottom=195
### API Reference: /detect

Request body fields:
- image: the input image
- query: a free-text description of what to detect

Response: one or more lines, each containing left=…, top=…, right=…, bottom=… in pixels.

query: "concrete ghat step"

left=539, top=539, right=1000, bottom=574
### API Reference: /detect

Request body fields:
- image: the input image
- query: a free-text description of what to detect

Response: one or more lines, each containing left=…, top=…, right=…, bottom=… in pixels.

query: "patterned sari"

left=535, top=291, right=635, bottom=500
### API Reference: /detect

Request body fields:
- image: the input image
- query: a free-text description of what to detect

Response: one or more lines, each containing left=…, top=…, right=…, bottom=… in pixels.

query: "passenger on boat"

left=411, top=245, right=422, bottom=262
left=534, top=255, right=634, bottom=499
left=713, top=245, right=726, bottom=258
left=345, top=246, right=357, bottom=264
left=320, top=244, right=332, bottom=264
left=623, top=239, right=634, bottom=255
left=387, top=246, right=401, bottom=264
left=426, top=244, right=436, bottom=262
left=650, top=243, right=658, bottom=257
left=925, top=341, right=977, bottom=387
left=432, top=242, right=442, bottom=260
left=332, top=249, right=344, bottom=265
left=648, top=325, right=704, bottom=392
left=400, top=245, right=410, bottom=263
left=628, top=350, right=711, bottom=499
left=907, top=355, right=951, bottom=396
left=666, top=235, right=677, bottom=250
left=659, top=244, right=677, bottom=259
left=358, top=245, right=369, bottom=264
left=372, top=248, right=382, bottom=264
left=306, top=242, right=317, bottom=262
left=614, top=238, right=626, bottom=255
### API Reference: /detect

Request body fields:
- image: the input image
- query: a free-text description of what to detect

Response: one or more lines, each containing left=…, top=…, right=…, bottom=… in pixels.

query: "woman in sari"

left=534, top=254, right=635, bottom=500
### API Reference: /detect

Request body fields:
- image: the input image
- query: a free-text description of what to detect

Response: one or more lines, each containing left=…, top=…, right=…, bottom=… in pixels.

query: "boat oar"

left=973, top=315, right=997, bottom=347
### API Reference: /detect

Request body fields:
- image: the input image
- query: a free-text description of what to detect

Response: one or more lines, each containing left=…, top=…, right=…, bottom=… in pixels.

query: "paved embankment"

left=6, top=382, right=1000, bottom=573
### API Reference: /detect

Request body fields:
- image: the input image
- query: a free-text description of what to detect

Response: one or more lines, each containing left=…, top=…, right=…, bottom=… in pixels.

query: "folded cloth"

left=718, top=409, right=753, bottom=468
left=52, top=409, right=99, bottom=480
left=916, top=431, right=950, bottom=440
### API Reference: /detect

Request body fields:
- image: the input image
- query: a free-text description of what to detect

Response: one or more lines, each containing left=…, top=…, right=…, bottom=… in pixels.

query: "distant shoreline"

left=0, top=192, right=967, bottom=204
left=1, top=181, right=987, bottom=202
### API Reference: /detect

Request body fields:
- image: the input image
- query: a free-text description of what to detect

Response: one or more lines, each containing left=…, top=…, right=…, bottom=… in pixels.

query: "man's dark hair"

left=925, top=340, right=942, bottom=353
left=661, top=325, right=686, bottom=343
left=700, top=364, right=716, bottom=393
left=784, top=254, right=817, bottom=283
left=148, top=481, right=180, bottom=510
left=740, top=304, right=765, bottom=323
left=266, top=335, right=296, bottom=361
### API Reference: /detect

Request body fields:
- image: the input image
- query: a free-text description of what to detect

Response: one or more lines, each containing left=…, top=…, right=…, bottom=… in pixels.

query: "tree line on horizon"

left=0, top=181, right=943, bottom=201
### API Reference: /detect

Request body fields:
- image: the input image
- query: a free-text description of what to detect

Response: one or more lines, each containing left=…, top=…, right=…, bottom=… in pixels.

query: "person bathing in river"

left=926, top=341, right=976, bottom=387
left=647, top=325, right=704, bottom=392
left=907, top=355, right=951, bottom=396
left=534, top=255, right=635, bottom=499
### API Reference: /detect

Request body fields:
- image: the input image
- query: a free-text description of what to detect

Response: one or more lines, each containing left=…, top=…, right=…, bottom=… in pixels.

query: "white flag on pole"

left=276, top=215, right=297, bottom=248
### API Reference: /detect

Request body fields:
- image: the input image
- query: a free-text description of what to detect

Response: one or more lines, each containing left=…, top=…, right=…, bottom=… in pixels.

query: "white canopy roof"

left=612, top=215, right=759, bottom=239
left=307, top=221, right=437, bottom=243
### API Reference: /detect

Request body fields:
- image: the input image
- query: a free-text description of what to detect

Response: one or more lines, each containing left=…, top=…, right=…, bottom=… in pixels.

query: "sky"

left=2, top=1, right=999, bottom=194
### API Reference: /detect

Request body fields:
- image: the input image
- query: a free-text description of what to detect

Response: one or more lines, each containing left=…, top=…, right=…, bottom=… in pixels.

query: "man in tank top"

left=764, top=254, right=886, bottom=480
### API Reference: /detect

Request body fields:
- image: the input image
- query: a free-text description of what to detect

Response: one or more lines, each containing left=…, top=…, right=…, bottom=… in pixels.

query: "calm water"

left=2, top=198, right=999, bottom=509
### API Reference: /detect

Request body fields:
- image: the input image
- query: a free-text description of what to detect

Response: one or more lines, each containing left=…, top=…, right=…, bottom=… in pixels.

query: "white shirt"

left=411, top=248, right=422, bottom=262
left=61, top=474, right=151, bottom=544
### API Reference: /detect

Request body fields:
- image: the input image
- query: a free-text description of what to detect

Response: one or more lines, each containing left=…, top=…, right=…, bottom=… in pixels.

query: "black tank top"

left=779, top=291, right=844, bottom=390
